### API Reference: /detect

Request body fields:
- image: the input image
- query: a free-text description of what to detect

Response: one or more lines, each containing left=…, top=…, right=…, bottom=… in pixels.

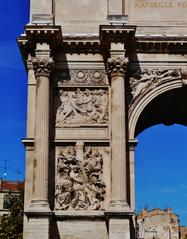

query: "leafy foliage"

left=0, top=183, right=24, bottom=239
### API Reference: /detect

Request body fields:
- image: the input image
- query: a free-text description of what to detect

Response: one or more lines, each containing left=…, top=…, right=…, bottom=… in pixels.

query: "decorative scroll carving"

left=32, top=57, right=54, bottom=77
left=107, top=57, right=128, bottom=77
left=55, top=146, right=106, bottom=210
left=56, top=89, right=109, bottom=126
left=53, top=69, right=108, bottom=85
left=128, top=68, right=182, bottom=105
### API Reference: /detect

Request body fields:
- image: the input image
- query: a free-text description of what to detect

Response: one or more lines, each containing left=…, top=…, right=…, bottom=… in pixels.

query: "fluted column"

left=108, top=50, right=129, bottom=210
left=30, top=45, right=53, bottom=211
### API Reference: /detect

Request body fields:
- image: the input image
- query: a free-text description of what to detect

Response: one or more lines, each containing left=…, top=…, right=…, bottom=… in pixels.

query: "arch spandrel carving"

left=126, top=66, right=187, bottom=139
left=128, top=72, right=187, bottom=139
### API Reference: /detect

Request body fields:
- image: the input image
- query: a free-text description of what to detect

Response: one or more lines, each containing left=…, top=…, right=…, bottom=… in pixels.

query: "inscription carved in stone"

left=129, top=68, right=182, bottom=100
left=55, top=146, right=106, bottom=210
left=56, top=89, right=109, bottom=126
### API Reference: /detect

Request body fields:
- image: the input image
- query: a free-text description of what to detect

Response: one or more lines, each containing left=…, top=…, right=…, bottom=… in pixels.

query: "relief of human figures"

left=129, top=68, right=181, bottom=100
left=56, top=89, right=108, bottom=126
left=55, top=146, right=106, bottom=210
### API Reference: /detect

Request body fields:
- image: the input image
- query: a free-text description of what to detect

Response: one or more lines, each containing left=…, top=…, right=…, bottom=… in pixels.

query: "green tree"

left=0, top=184, right=24, bottom=239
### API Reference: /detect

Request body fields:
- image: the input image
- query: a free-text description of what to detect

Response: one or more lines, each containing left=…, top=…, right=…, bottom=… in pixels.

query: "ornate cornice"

left=18, top=25, right=187, bottom=71
left=32, top=57, right=54, bottom=77
left=17, top=25, right=62, bottom=68
left=135, top=35, right=187, bottom=54
left=100, top=25, right=136, bottom=45
left=107, top=57, right=128, bottom=78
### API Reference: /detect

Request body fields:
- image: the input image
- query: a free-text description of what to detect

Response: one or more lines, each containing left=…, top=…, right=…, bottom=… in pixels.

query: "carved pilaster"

left=107, top=56, right=130, bottom=210
left=30, top=55, right=53, bottom=211
left=128, top=139, right=138, bottom=209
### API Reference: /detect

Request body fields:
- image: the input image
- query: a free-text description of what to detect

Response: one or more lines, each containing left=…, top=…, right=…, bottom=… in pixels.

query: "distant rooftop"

left=0, top=179, right=24, bottom=192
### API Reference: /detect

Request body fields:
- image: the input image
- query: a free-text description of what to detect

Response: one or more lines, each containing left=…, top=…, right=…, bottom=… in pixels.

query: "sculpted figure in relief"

left=55, top=146, right=106, bottom=210
left=56, top=89, right=108, bottom=126
left=129, top=69, right=181, bottom=100
left=55, top=147, right=84, bottom=210
left=130, top=69, right=156, bottom=99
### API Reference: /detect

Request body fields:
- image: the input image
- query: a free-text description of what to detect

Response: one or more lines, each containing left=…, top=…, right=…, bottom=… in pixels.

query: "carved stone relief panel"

left=55, top=88, right=109, bottom=126
left=53, top=69, right=109, bottom=86
left=127, top=68, right=182, bottom=112
left=55, top=145, right=110, bottom=211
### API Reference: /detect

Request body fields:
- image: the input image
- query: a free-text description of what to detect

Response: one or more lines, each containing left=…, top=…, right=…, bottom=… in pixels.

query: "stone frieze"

left=55, top=146, right=106, bottom=210
left=53, top=69, right=108, bottom=86
left=56, top=88, right=109, bottom=126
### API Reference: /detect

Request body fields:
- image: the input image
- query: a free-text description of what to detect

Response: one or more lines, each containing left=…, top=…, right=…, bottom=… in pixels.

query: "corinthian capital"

left=32, top=57, right=54, bottom=77
left=107, top=57, right=128, bottom=78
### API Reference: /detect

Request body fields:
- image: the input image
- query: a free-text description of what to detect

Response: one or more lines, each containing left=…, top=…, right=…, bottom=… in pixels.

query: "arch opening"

left=133, top=87, right=187, bottom=225
left=134, top=87, right=187, bottom=138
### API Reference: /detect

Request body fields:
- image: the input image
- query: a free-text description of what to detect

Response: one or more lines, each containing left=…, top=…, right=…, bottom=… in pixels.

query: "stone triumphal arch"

left=18, top=0, right=187, bottom=238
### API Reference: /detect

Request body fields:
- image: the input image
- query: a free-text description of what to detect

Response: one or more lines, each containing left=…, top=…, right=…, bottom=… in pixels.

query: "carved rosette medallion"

left=56, top=88, right=109, bottom=126
left=53, top=69, right=108, bottom=85
left=107, top=57, right=128, bottom=78
left=89, top=70, right=106, bottom=84
left=55, top=146, right=106, bottom=210
left=32, top=57, right=54, bottom=77
left=73, top=70, right=88, bottom=83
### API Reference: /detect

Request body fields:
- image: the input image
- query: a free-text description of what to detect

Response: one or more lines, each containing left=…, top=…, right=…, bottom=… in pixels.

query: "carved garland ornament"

left=56, top=88, right=109, bottom=126
left=53, top=69, right=108, bottom=85
left=32, top=57, right=54, bottom=77
left=55, top=146, right=106, bottom=210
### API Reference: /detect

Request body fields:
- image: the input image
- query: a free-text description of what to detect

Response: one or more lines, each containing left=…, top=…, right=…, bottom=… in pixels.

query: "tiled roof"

left=0, top=180, right=24, bottom=191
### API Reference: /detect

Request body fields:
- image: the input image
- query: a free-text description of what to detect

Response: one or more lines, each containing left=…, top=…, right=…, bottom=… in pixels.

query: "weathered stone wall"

left=29, top=0, right=187, bottom=35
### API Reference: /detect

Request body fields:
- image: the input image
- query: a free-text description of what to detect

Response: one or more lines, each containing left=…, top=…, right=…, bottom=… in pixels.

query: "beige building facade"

left=18, top=0, right=187, bottom=238
left=137, top=208, right=179, bottom=239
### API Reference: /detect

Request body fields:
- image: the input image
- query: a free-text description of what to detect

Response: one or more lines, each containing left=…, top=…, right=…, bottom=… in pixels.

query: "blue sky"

left=0, top=1, right=29, bottom=181
left=136, top=124, right=187, bottom=225
left=0, top=0, right=186, bottom=226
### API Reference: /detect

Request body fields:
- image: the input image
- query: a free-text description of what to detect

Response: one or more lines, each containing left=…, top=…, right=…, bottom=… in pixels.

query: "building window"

left=3, top=194, right=9, bottom=209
